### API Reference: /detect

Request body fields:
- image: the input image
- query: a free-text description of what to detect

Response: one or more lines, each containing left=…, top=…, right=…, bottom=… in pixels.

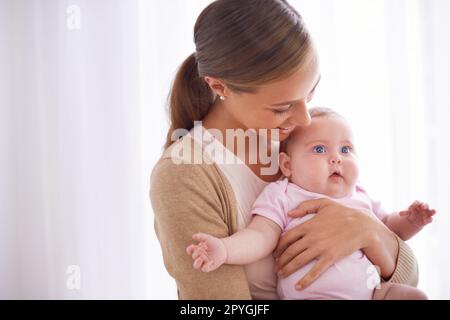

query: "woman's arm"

left=360, top=212, right=398, bottom=279
left=150, top=158, right=252, bottom=299
left=273, top=198, right=418, bottom=289
left=384, top=234, right=418, bottom=286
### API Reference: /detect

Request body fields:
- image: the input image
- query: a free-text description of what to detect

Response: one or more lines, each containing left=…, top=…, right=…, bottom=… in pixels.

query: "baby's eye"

left=341, top=146, right=352, bottom=154
left=313, top=145, right=326, bottom=153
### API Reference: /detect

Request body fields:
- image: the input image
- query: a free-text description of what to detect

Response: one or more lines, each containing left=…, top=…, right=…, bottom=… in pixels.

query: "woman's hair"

left=164, top=0, right=314, bottom=149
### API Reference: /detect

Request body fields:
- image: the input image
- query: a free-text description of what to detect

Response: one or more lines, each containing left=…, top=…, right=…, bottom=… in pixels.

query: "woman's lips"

left=277, top=126, right=295, bottom=135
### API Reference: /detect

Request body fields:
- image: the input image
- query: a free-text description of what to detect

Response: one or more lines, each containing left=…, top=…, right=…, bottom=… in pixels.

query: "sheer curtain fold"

left=1, top=0, right=147, bottom=299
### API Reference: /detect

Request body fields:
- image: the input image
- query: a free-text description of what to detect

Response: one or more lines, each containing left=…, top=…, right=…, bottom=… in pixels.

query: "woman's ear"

left=279, top=152, right=292, bottom=178
left=204, top=76, right=227, bottom=98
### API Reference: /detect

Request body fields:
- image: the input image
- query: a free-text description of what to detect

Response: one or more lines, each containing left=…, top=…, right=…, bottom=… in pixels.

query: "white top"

left=189, top=125, right=279, bottom=300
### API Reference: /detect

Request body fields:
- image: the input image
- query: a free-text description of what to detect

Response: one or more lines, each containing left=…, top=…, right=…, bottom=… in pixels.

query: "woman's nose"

left=290, top=101, right=311, bottom=127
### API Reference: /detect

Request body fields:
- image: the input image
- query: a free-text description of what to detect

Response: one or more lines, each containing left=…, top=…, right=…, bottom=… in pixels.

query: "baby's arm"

left=383, top=201, right=436, bottom=241
left=186, top=215, right=281, bottom=272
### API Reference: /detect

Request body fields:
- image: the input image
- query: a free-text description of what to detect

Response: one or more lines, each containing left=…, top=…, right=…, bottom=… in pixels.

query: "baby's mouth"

left=329, top=170, right=344, bottom=180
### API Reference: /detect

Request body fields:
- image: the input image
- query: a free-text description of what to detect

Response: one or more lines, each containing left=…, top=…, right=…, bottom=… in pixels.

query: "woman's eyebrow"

left=269, top=75, right=322, bottom=107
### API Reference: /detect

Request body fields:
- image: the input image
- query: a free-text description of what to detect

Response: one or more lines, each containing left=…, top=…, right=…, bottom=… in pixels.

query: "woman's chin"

left=269, top=128, right=295, bottom=142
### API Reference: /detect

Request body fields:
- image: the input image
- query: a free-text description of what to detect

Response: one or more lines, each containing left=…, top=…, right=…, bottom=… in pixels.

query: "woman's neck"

left=202, top=101, right=282, bottom=183
left=202, top=100, right=241, bottom=132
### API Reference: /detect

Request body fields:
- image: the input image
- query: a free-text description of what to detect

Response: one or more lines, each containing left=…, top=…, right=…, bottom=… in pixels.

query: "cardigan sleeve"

left=384, top=234, right=419, bottom=286
left=150, top=158, right=252, bottom=300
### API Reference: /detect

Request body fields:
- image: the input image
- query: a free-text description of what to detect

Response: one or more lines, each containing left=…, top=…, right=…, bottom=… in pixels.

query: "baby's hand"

left=186, top=233, right=227, bottom=272
left=399, top=201, right=436, bottom=228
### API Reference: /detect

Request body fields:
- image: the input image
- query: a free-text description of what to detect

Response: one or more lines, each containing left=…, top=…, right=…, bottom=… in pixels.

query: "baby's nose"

left=330, top=156, right=342, bottom=164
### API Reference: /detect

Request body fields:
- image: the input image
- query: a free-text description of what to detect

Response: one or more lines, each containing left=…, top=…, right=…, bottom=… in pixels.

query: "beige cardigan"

left=150, top=135, right=418, bottom=300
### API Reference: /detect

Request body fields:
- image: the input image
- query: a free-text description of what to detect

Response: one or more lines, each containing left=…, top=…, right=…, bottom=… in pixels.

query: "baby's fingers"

left=418, top=208, right=436, bottom=218
left=399, top=210, right=410, bottom=217
left=191, top=247, right=207, bottom=260
left=409, top=201, right=421, bottom=211
left=193, top=256, right=205, bottom=269
left=192, top=232, right=211, bottom=244
left=186, top=244, right=197, bottom=256
left=201, top=260, right=215, bottom=273
left=193, top=253, right=210, bottom=270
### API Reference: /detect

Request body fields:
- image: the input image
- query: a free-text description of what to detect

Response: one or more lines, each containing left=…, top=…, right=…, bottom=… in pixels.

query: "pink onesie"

left=251, top=178, right=388, bottom=300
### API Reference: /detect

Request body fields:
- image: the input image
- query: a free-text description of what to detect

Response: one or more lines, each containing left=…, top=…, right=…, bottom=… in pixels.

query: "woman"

left=150, top=0, right=418, bottom=299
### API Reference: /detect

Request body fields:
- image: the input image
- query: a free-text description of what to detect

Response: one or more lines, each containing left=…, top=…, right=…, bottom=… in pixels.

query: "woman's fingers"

left=278, top=247, right=319, bottom=278
left=287, top=198, right=329, bottom=218
left=295, top=255, right=334, bottom=290
left=275, top=237, right=309, bottom=271
left=274, top=224, right=308, bottom=258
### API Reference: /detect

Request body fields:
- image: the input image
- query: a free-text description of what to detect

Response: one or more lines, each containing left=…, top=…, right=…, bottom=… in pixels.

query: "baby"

left=187, top=107, right=435, bottom=300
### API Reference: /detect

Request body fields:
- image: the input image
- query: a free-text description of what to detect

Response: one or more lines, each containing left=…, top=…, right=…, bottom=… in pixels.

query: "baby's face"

left=280, top=115, right=359, bottom=198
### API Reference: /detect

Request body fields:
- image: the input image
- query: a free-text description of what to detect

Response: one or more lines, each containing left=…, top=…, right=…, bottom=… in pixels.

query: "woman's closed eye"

left=271, top=104, right=294, bottom=116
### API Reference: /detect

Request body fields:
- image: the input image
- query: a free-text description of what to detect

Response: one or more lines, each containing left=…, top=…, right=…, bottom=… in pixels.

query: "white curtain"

left=0, top=0, right=152, bottom=299
left=1, top=0, right=449, bottom=300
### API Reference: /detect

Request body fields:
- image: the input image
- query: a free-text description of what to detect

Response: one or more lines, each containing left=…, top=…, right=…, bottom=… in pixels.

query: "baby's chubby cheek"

left=344, top=161, right=359, bottom=186
left=290, top=158, right=328, bottom=192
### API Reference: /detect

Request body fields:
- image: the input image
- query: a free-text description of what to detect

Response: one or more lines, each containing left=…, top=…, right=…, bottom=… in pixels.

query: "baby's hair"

left=280, top=107, right=345, bottom=154
left=308, top=106, right=343, bottom=119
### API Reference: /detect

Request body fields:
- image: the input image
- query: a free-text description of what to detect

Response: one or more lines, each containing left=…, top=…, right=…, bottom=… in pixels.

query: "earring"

left=219, top=96, right=225, bottom=101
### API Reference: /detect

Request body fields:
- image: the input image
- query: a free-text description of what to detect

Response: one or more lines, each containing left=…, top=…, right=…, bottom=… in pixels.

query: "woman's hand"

left=273, top=198, right=395, bottom=290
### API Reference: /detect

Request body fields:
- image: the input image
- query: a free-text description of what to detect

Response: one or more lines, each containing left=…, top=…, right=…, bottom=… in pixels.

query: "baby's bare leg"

left=372, top=283, right=428, bottom=300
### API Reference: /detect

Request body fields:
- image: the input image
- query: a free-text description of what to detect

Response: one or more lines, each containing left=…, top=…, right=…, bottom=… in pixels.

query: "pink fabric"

left=251, top=178, right=387, bottom=300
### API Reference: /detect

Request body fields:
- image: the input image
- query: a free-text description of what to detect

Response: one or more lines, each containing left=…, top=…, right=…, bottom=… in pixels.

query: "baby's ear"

left=279, top=152, right=292, bottom=178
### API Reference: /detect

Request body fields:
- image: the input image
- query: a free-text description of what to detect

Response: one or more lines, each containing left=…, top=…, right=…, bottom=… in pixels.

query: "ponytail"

left=164, top=53, right=214, bottom=149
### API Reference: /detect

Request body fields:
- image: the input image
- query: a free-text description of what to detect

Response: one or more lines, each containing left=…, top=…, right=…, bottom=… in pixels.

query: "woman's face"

left=207, top=53, right=321, bottom=142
